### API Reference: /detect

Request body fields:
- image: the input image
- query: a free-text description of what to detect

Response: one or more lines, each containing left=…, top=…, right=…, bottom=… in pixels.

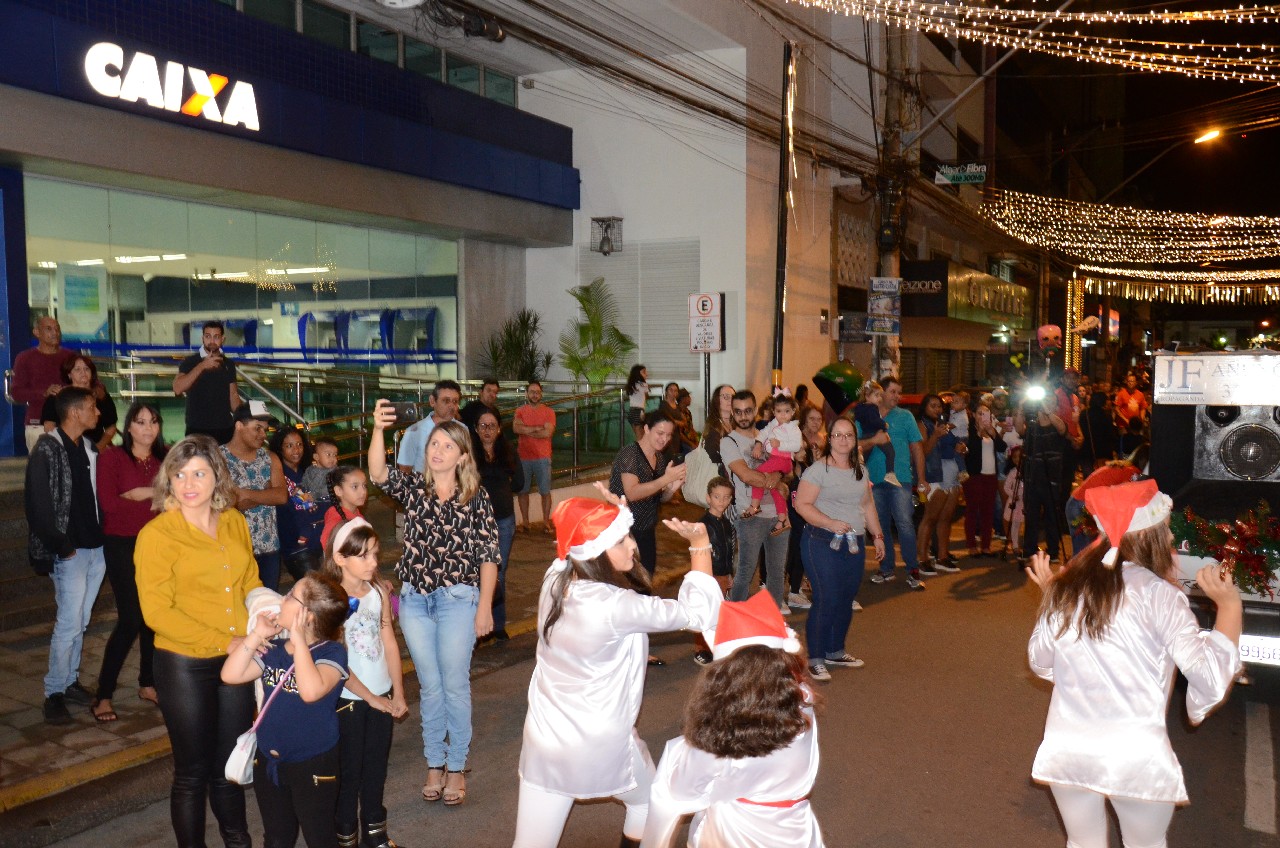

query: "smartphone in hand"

left=389, top=402, right=420, bottom=428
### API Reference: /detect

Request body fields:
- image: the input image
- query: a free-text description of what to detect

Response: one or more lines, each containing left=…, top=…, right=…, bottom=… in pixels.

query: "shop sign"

left=1152, top=351, right=1280, bottom=405
left=901, top=278, right=943, bottom=294
left=83, top=42, right=260, bottom=132
left=933, top=163, right=987, bottom=186
left=947, top=266, right=1029, bottom=328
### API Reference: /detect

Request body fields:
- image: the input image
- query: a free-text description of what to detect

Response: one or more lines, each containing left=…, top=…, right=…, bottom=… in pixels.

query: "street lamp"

left=1098, top=129, right=1220, bottom=203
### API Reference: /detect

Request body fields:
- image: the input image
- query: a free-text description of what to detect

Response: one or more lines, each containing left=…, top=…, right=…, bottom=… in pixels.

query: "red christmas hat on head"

left=709, top=590, right=802, bottom=661
left=551, top=497, right=634, bottom=561
left=1083, top=478, right=1172, bottom=567
left=1070, top=462, right=1139, bottom=502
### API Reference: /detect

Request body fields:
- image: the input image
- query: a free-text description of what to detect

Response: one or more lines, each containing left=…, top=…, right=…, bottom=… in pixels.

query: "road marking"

left=1245, top=701, right=1277, bottom=834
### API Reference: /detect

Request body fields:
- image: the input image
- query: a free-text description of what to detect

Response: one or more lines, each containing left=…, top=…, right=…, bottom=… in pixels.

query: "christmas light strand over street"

left=788, top=0, right=1280, bottom=81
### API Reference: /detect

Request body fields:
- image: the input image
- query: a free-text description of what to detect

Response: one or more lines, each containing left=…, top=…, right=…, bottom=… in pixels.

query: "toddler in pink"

left=745, top=393, right=800, bottom=535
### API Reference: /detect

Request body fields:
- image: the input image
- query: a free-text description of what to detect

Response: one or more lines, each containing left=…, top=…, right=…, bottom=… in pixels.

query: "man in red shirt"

left=11, top=317, right=77, bottom=452
left=1114, top=373, right=1150, bottom=429
left=513, top=380, right=557, bottom=533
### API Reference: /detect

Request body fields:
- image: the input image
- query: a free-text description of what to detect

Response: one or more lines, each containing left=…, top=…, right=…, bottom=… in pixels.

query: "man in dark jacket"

left=26, top=386, right=104, bottom=724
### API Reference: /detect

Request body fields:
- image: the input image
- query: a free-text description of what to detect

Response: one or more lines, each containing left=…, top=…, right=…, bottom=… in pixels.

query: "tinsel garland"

left=1170, top=502, right=1280, bottom=598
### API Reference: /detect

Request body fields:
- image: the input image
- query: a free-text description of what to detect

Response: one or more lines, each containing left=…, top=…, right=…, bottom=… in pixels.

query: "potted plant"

left=558, top=277, right=636, bottom=450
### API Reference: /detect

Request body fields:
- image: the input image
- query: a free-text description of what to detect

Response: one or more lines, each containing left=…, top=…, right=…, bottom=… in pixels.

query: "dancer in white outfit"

left=643, top=589, right=824, bottom=848
left=1025, top=478, right=1241, bottom=848
left=512, top=483, right=721, bottom=848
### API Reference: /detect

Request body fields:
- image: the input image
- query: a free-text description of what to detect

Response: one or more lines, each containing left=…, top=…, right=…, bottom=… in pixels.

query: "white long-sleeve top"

left=1028, top=563, right=1239, bottom=803
left=518, top=564, right=722, bottom=798
left=756, top=419, right=802, bottom=456
left=642, top=701, right=823, bottom=848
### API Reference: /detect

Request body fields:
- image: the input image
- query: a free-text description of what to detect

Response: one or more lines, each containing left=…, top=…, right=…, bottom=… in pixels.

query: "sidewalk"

left=0, top=492, right=705, bottom=812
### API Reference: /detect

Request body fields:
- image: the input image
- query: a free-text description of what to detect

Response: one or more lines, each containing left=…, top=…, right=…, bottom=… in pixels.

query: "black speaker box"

left=1151, top=404, right=1280, bottom=519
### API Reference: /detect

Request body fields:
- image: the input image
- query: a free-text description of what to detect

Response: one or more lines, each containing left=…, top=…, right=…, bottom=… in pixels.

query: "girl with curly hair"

left=644, top=590, right=824, bottom=847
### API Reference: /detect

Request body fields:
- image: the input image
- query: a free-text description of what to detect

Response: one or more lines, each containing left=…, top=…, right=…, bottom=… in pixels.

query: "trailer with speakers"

left=1149, top=349, right=1280, bottom=668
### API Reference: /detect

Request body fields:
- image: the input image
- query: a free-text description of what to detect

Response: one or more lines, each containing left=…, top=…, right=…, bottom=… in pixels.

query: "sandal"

left=422, top=766, right=446, bottom=802
left=443, top=769, right=468, bottom=806
left=138, top=687, right=159, bottom=705
left=769, top=519, right=790, bottom=537
left=91, top=699, right=118, bottom=723
left=739, top=505, right=761, bottom=519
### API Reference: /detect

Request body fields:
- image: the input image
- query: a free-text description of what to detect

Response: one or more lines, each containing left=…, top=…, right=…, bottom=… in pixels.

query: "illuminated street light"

left=1100, top=129, right=1221, bottom=203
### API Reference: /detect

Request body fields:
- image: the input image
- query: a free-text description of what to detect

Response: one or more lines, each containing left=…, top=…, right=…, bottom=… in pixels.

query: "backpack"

left=681, top=441, right=720, bottom=508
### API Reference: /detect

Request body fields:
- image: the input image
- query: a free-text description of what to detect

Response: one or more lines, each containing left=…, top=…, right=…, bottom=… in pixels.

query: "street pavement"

left=2, top=505, right=1279, bottom=847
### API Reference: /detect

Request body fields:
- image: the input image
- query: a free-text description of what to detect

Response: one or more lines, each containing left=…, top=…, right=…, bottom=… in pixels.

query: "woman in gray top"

left=793, top=416, right=886, bottom=681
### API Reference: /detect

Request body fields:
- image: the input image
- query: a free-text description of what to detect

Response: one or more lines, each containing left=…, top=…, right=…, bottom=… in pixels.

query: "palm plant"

left=557, top=277, right=637, bottom=391
left=479, top=308, right=554, bottom=383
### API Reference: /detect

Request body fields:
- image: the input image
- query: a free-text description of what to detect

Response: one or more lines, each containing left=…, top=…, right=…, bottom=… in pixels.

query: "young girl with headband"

left=324, top=518, right=407, bottom=848
left=220, top=574, right=350, bottom=848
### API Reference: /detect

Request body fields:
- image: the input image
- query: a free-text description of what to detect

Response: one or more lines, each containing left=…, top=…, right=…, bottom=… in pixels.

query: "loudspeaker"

left=1151, top=403, right=1280, bottom=519
left=1193, top=405, right=1280, bottom=481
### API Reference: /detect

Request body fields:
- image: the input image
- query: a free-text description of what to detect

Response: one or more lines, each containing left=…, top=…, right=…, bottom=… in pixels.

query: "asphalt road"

left=7, top=559, right=1279, bottom=848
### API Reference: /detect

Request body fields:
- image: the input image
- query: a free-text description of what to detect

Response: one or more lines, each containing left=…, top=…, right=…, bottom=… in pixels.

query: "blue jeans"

left=46, top=547, right=106, bottom=697
left=730, top=515, right=788, bottom=604
left=871, top=482, right=919, bottom=577
left=801, top=527, right=864, bottom=660
left=399, top=583, right=479, bottom=771
left=494, top=515, right=516, bottom=631
left=255, top=550, right=281, bottom=592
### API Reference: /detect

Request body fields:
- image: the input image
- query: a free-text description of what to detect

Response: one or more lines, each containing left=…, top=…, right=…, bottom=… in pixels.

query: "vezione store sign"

left=83, top=42, right=260, bottom=131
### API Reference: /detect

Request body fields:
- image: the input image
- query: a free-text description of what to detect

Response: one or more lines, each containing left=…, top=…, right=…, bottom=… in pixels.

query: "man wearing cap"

left=174, top=321, right=242, bottom=445
left=221, top=401, right=287, bottom=589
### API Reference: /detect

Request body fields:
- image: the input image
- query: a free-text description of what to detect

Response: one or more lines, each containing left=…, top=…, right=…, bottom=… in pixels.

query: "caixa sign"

left=83, top=42, right=260, bottom=132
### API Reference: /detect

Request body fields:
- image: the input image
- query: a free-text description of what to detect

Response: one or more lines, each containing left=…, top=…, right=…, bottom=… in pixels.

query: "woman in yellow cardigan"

left=137, top=435, right=262, bottom=848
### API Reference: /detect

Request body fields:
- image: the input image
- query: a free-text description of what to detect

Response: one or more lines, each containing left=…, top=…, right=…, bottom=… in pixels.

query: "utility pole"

left=875, top=25, right=914, bottom=380
left=771, top=42, right=795, bottom=390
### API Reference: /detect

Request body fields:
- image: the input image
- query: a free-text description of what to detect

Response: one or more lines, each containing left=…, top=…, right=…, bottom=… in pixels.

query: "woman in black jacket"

left=472, top=410, right=524, bottom=641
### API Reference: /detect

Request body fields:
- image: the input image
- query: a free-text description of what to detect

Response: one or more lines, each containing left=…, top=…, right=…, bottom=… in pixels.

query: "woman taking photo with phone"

left=368, top=400, right=500, bottom=807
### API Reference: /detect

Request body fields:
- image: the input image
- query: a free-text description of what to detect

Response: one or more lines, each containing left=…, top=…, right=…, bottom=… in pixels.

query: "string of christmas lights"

left=1078, top=264, right=1280, bottom=282
left=787, top=0, right=1280, bottom=81
left=982, top=190, right=1280, bottom=264
left=1084, top=277, right=1280, bottom=304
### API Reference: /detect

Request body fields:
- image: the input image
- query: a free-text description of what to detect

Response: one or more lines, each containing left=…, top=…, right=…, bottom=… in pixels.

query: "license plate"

left=1239, top=634, right=1280, bottom=667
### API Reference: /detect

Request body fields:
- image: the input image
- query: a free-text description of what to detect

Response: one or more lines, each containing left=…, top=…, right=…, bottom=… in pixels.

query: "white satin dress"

left=518, top=564, right=721, bottom=798
left=642, top=701, right=823, bottom=848
left=1028, top=563, right=1240, bottom=803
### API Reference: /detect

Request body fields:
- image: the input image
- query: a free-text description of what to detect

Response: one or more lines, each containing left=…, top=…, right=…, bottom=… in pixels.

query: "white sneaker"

left=779, top=604, right=792, bottom=615
left=852, top=600, right=863, bottom=611
left=808, top=662, right=832, bottom=682
left=884, top=472, right=902, bottom=487
left=787, top=592, right=811, bottom=609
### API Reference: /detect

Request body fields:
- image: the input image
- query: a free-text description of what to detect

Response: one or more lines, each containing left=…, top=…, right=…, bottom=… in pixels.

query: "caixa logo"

left=83, top=42, right=260, bottom=132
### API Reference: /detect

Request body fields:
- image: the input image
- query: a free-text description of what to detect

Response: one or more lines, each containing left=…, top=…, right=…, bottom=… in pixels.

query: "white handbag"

left=225, top=664, right=294, bottom=785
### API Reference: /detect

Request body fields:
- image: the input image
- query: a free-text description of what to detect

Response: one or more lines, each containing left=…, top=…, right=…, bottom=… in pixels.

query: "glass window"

left=446, top=55, right=480, bottom=93
left=302, top=0, right=349, bottom=50
left=243, top=0, right=297, bottom=30
left=404, top=37, right=442, bottom=80
left=357, top=21, right=399, bottom=65
left=484, top=70, right=516, bottom=106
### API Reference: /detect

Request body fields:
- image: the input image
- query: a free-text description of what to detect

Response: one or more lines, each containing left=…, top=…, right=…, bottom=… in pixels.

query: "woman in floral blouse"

left=368, top=400, right=499, bottom=807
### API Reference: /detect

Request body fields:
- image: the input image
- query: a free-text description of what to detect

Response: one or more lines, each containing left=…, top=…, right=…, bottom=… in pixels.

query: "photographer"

left=1016, top=390, right=1068, bottom=564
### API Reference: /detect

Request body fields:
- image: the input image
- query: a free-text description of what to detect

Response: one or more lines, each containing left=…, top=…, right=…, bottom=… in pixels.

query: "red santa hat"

left=551, top=497, right=634, bottom=562
left=1082, top=478, right=1172, bottom=567
left=709, top=589, right=802, bottom=661
left=1070, top=462, right=1140, bottom=502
